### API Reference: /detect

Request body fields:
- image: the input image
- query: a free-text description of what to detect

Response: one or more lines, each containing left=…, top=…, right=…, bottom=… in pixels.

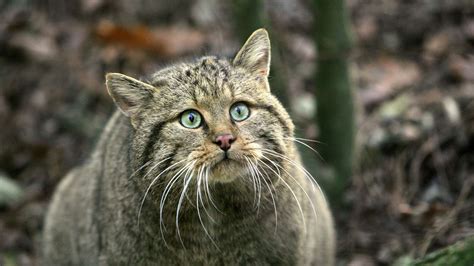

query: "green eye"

left=230, top=102, right=250, bottom=122
left=180, top=110, right=202, bottom=129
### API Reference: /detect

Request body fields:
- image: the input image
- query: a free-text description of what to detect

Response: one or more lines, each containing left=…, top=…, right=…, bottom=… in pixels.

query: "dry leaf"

left=95, top=21, right=205, bottom=58
left=359, top=56, right=421, bottom=107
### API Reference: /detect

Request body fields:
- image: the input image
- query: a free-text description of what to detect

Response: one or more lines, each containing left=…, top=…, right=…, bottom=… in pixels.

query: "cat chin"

left=209, top=158, right=248, bottom=183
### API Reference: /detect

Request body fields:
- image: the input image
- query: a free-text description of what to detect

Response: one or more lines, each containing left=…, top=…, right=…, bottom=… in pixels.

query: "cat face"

left=106, top=29, right=294, bottom=186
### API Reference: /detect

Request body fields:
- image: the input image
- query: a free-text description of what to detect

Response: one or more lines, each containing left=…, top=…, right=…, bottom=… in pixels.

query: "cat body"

left=43, top=29, right=335, bottom=265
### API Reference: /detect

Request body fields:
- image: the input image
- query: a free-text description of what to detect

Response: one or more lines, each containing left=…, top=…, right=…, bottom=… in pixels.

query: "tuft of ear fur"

left=233, top=28, right=271, bottom=78
left=105, top=73, right=156, bottom=122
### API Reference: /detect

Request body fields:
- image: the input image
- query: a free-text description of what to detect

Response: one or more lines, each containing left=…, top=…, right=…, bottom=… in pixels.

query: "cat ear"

left=105, top=73, right=156, bottom=119
left=233, top=28, right=271, bottom=78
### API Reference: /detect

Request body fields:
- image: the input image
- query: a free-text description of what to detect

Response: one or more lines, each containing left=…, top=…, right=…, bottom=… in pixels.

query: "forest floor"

left=0, top=0, right=473, bottom=265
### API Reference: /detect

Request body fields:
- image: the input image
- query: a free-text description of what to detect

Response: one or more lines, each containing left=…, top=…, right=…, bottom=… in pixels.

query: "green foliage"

left=394, top=237, right=474, bottom=266
left=0, top=173, right=23, bottom=206
left=1, top=252, right=18, bottom=266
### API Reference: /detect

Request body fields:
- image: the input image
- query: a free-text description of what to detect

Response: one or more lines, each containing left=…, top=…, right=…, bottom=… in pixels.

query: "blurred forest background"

left=0, top=0, right=473, bottom=265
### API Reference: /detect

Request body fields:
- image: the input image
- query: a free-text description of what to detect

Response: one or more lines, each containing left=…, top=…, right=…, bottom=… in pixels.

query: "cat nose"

left=214, top=134, right=235, bottom=151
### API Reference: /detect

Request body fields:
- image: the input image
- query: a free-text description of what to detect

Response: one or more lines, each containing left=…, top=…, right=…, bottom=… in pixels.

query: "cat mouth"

left=215, top=152, right=233, bottom=164
left=210, top=163, right=244, bottom=183
left=215, top=150, right=245, bottom=164
left=207, top=151, right=248, bottom=182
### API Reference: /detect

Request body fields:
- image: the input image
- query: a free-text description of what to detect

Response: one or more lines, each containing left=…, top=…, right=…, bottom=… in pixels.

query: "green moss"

left=394, top=237, right=474, bottom=266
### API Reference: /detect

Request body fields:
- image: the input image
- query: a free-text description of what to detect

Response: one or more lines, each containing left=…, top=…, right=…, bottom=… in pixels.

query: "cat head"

left=106, top=29, right=294, bottom=185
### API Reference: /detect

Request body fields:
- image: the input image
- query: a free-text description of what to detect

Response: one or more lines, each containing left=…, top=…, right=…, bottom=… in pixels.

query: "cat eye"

left=230, top=102, right=250, bottom=122
left=180, top=110, right=202, bottom=129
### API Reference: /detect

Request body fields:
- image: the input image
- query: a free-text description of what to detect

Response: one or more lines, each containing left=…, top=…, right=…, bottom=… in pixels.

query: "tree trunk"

left=232, top=0, right=289, bottom=108
left=312, top=0, right=355, bottom=205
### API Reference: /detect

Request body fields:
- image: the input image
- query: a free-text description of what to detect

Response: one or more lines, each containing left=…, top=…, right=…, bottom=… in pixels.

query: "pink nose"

left=214, top=134, right=235, bottom=151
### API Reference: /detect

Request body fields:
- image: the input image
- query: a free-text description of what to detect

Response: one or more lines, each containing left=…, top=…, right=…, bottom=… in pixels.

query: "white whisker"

left=204, top=167, right=223, bottom=213
left=249, top=156, right=278, bottom=234
left=129, top=160, right=152, bottom=180
left=284, top=137, right=325, bottom=162
left=142, top=157, right=173, bottom=180
left=261, top=148, right=322, bottom=198
left=292, top=137, right=323, bottom=144
left=137, top=158, right=185, bottom=227
left=248, top=157, right=263, bottom=213
left=257, top=156, right=307, bottom=233
left=196, top=165, right=219, bottom=249
left=159, top=160, right=194, bottom=246
left=197, top=166, right=216, bottom=223
left=245, top=157, right=259, bottom=210
left=261, top=152, right=318, bottom=224
left=175, top=161, right=196, bottom=249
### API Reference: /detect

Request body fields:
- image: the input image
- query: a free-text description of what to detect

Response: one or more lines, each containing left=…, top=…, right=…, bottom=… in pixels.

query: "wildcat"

left=42, top=29, right=335, bottom=265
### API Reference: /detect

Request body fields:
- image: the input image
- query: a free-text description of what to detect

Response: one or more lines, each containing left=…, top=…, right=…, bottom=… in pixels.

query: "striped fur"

left=43, top=29, right=335, bottom=265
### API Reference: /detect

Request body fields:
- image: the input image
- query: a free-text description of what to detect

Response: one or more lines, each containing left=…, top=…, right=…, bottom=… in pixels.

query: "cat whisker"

left=247, top=135, right=324, bottom=161
left=292, top=137, right=324, bottom=144
left=249, top=156, right=278, bottom=234
left=261, top=148, right=323, bottom=199
left=262, top=154, right=317, bottom=223
left=196, top=165, right=219, bottom=249
left=283, top=137, right=325, bottom=162
left=196, top=165, right=216, bottom=224
left=249, top=158, right=263, bottom=214
left=256, top=154, right=307, bottom=233
left=137, top=158, right=185, bottom=227
left=260, top=149, right=322, bottom=220
left=250, top=156, right=278, bottom=198
left=256, top=162, right=263, bottom=212
left=141, top=157, right=173, bottom=180
left=204, top=166, right=223, bottom=214
left=254, top=160, right=279, bottom=202
left=244, top=157, right=260, bottom=210
left=159, top=160, right=195, bottom=246
left=129, top=160, right=152, bottom=180
left=175, top=161, right=196, bottom=249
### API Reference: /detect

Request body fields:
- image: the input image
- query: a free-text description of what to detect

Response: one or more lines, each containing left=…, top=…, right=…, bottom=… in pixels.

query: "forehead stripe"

left=140, top=117, right=174, bottom=167
left=140, top=122, right=165, bottom=167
